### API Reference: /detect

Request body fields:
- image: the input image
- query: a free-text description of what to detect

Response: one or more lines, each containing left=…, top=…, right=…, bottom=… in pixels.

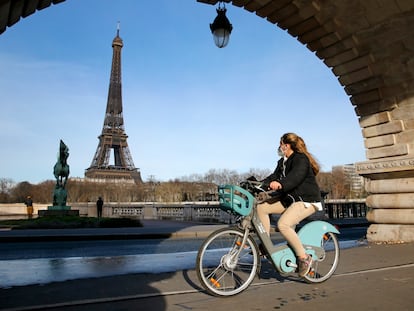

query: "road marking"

left=252, top=262, right=414, bottom=287
left=333, top=263, right=414, bottom=277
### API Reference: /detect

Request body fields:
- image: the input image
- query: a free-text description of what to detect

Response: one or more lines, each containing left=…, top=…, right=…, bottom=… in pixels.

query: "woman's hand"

left=269, top=181, right=282, bottom=190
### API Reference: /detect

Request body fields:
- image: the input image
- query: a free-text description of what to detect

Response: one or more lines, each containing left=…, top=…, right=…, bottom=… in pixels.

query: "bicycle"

left=196, top=181, right=340, bottom=296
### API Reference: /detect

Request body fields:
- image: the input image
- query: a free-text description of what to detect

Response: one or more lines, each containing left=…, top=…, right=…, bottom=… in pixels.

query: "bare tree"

left=240, top=168, right=272, bottom=181
left=4, top=166, right=358, bottom=204
left=331, top=168, right=350, bottom=199
left=0, top=178, right=14, bottom=203
left=10, top=181, right=34, bottom=203
left=316, top=172, right=333, bottom=198
left=34, top=181, right=55, bottom=203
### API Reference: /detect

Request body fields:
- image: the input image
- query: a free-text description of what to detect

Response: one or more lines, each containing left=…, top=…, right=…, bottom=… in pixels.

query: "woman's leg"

left=257, top=201, right=285, bottom=235
left=277, top=202, right=316, bottom=257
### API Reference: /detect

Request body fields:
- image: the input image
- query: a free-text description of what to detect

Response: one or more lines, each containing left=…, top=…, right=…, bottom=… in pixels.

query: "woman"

left=258, top=132, right=322, bottom=277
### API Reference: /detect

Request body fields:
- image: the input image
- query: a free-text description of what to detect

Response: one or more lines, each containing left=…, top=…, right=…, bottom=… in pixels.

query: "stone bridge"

left=0, top=0, right=413, bottom=242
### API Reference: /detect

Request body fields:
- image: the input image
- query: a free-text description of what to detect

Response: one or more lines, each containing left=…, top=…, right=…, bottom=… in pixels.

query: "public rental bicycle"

left=196, top=180, right=340, bottom=296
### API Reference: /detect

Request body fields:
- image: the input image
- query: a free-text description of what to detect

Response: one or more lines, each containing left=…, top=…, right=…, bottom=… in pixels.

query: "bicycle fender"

left=298, top=220, right=340, bottom=247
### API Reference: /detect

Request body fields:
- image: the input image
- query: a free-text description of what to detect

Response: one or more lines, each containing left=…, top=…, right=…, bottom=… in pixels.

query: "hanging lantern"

left=210, top=2, right=233, bottom=48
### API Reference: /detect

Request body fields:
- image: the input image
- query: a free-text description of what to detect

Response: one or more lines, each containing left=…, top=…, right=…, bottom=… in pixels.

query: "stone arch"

left=1, top=0, right=414, bottom=242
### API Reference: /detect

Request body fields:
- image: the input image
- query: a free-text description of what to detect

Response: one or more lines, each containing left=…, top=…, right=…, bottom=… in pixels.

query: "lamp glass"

left=213, top=29, right=230, bottom=48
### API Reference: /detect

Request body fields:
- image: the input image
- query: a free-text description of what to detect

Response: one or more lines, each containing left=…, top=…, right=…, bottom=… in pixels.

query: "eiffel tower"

left=85, top=25, right=142, bottom=183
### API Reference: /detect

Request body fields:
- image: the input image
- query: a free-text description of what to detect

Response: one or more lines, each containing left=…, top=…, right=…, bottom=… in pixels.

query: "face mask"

left=277, top=147, right=284, bottom=157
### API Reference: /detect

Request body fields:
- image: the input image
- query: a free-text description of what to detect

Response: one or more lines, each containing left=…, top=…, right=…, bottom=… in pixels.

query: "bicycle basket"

left=218, top=184, right=255, bottom=216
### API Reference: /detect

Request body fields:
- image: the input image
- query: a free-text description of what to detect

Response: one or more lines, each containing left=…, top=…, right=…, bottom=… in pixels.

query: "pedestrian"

left=24, top=195, right=33, bottom=219
left=257, top=132, right=322, bottom=277
left=96, top=196, right=103, bottom=218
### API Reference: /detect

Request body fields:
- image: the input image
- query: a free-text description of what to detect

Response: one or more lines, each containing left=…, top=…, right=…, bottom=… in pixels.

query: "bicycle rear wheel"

left=304, top=232, right=340, bottom=283
left=196, top=227, right=259, bottom=296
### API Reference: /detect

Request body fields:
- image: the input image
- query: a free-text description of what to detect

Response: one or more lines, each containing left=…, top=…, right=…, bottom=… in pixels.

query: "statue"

left=52, top=140, right=70, bottom=208
left=54, top=140, right=70, bottom=187
left=38, top=139, right=78, bottom=216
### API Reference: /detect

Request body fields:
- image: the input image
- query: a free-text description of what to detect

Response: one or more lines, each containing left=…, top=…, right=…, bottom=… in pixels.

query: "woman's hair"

left=281, top=132, right=320, bottom=175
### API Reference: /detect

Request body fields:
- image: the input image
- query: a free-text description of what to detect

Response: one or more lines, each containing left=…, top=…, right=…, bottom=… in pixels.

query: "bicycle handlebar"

left=239, top=179, right=283, bottom=198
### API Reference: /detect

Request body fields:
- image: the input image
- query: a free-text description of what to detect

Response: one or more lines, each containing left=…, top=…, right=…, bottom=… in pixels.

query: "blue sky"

left=0, top=0, right=365, bottom=183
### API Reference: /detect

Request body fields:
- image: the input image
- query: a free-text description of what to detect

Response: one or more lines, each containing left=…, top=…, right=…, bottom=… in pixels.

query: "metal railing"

left=0, top=200, right=367, bottom=223
left=106, top=199, right=367, bottom=223
left=110, top=202, right=233, bottom=223
left=324, top=199, right=367, bottom=219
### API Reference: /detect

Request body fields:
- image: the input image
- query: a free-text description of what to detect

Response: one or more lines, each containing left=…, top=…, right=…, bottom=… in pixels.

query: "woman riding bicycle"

left=257, top=132, right=322, bottom=277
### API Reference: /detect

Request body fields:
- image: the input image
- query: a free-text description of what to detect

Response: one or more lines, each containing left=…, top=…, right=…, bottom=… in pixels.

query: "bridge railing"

left=102, top=199, right=367, bottom=223
left=323, top=199, right=367, bottom=219
left=109, top=202, right=233, bottom=224
left=0, top=200, right=367, bottom=223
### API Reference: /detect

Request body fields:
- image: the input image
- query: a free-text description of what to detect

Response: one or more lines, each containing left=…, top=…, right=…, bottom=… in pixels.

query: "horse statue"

left=53, top=140, right=70, bottom=189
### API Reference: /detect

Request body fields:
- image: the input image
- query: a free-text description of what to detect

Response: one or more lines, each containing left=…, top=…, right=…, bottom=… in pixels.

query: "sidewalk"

left=0, top=218, right=369, bottom=242
left=0, top=220, right=229, bottom=242
left=1, top=242, right=413, bottom=311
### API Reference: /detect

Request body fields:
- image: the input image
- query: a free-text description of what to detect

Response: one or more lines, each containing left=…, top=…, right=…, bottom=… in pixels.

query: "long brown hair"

left=281, top=132, right=320, bottom=175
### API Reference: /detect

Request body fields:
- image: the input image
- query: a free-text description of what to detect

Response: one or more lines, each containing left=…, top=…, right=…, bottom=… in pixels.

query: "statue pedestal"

left=38, top=207, right=79, bottom=217
left=47, top=205, right=71, bottom=211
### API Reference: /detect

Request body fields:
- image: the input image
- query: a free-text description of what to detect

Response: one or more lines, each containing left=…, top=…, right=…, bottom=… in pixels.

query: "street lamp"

left=210, top=2, right=233, bottom=48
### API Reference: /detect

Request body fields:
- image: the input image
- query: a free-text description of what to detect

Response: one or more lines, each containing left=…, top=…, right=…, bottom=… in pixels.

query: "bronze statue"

left=52, top=140, right=70, bottom=207
left=54, top=140, right=70, bottom=187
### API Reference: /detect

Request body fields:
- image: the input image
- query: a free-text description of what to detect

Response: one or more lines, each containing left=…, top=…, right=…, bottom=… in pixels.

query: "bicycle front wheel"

left=196, top=227, right=260, bottom=296
left=304, top=232, right=340, bottom=283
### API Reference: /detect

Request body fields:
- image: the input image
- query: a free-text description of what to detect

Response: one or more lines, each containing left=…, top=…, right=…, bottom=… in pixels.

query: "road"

left=0, top=227, right=366, bottom=260
left=0, top=227, right=367, bottom=288
left=2, top=241, right=413, bottom=311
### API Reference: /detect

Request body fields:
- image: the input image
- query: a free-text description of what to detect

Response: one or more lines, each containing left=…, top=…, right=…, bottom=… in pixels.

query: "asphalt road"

left=1, top=242, right=413, bottom=311
left=0, top=227, right=367, bottom=260
left=0, top=227, right=367, bottom=288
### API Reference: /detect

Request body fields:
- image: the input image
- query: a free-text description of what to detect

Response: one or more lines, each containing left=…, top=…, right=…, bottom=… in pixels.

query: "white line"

left=333, top=263, right=414, bottom=277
